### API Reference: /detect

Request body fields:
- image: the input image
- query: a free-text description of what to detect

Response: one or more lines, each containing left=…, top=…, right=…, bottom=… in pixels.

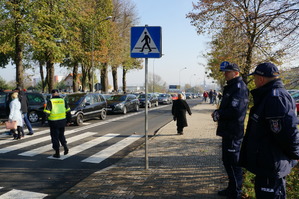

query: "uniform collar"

left=251, top=78, right=283, bottom=103
left=226, top=76, right=242, bottom=86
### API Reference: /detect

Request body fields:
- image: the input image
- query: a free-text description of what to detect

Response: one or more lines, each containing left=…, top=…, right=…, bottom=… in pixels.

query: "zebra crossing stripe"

left=48, top=133, right=120, bottom=160
left=0, top=129, right=51, bottom=146
left=19, top=132, right=97, bottom=157
left=82, top=134, right=143, bottom=164
left=0, top=130, right=76, bottom=154
left=0, top=189, right=47, bottom=199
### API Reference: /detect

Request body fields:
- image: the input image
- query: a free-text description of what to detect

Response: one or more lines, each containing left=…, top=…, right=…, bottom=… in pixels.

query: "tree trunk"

left=15, top=33, right=23, bottom=89
left=88, top=68, right=92, bottom=92
left=46, top=61, right=54, bottom=93
left=122, top=67, right=127, bottom=93
left=100, top=63, right=109, bottom=93
left=81, top=64, right=87, bottom=92
left=73, top=62, right=79, bottom=92
left=39, top=61, right=45, bottom=93
left=112, top=66, right=118, bottom=92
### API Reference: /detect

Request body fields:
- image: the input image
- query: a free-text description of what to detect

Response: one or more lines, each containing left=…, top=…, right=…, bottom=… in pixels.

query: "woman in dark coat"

left=172, top=93, right=192, bottom=135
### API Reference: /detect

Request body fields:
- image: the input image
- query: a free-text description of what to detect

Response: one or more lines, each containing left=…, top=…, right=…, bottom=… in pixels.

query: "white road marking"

left=48, top=133, right=120, bottom=160
left=19, top=132, right=96, bottom=157
left=0, top=130, right=75, bottom=154
left=0, top=189, right=47, bottom=199
left=82, top=134, right=143, bottom=164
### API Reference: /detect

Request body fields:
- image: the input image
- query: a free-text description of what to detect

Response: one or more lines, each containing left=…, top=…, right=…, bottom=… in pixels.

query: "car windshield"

left=107, top=95, right=126, bottom=101
left=139, top=94, right=151, bottom=98
left=66, top=94, right=85, bottom=105
left=159, top=94, right=166, bottom=97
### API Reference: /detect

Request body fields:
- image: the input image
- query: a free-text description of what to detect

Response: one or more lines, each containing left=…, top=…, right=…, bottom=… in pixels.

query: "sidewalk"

left=58, top=103, right=227, bottom=199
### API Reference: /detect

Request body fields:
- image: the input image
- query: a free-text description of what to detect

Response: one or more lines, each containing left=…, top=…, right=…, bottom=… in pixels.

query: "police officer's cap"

left=220, top=61, right=240, bottom=72
left=248, top=62, right=279, bottom=77
left=51, top=89, right=59, bottom=94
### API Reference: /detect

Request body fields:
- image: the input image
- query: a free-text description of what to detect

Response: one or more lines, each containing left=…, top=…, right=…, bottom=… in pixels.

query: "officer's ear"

left=234, top=71, right=240, bottom=77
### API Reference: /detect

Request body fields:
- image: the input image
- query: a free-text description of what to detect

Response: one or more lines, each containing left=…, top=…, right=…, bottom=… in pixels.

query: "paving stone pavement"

left=58, top=103, right=227, bottom=199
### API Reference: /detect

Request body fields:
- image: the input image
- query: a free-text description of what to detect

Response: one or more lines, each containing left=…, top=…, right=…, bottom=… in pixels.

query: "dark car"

left=0, top=91, right=46, bottom=123
left=65, top=92, right=107, bottom=126
left=138, top=93, right=159, bottom=108
left=158, top=93, right=172, bottom=105
left=26, top=92, right=47, bottom=123
left=106, top=94, right=139, bottom=114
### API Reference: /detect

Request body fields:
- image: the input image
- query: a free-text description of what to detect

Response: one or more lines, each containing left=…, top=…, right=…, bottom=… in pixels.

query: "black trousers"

left=222, top=139, right=243, bottom=199
left=49, top=120, right=67, bottom=151
left=255, top=175, right=286, bottom=199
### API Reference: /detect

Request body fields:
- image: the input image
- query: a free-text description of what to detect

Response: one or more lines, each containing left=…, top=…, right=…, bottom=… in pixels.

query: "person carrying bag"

left=5, top=120, right=17, bottom=130
left=9, top=92, right=24, bottom=140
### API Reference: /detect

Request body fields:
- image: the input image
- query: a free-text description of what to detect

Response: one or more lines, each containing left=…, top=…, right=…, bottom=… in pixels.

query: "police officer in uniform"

left=212, top=61, right=249, bottom=199
left=44, top=89, right=71, bottom=158
left=240, top=63, right=299, bottom=199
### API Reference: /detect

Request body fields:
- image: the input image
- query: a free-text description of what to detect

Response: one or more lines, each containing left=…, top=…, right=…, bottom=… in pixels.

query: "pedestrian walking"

left=44, top=89, right=71, bottom=158
left=209, top=89, right=213, bottom=104
left=14, top=87, right=34, bottom=135
left=212, top=90, right=217, bottom=105
left=211, top=61, right=249, bottom=199
left=203, top=91, right=208, bottom=103
left=172, top=93, right=192, bottom=135
left=9, top=92, right=24, bottom=140
left=239, top=62, right=299, bottom=199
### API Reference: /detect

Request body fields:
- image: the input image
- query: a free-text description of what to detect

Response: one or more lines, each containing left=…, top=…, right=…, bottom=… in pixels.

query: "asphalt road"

left=0, top=98, right=201, bottom=199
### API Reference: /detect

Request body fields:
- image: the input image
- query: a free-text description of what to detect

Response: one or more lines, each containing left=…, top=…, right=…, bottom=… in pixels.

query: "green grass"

left=242, top=164, right=299, bottom=199
left=242, top=125, right=299, bottom=198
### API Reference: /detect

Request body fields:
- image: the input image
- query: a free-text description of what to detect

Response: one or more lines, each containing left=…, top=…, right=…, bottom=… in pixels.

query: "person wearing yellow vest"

left=44, top=89, right=71, bottom=158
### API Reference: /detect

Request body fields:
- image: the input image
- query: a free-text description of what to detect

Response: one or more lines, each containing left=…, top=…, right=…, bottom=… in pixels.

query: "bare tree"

left=187, top=0, right=299, bottom=83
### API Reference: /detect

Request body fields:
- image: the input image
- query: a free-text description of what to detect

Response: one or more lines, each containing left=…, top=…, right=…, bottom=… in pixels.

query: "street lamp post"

left=179, top=67, right=187, bottom=90
left=91, top=16, right=113, bottom=92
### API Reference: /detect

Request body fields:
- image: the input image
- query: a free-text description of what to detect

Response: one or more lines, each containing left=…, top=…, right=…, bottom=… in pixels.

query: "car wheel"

left=75, top=114, right=84, bottom=126
left=28, top=111, right=39, bottom=123
left=123, top=106, right=127, bottom=114
left=99, top=109, right=107, bottom=120
left=134, top=104, right=139, bottom=112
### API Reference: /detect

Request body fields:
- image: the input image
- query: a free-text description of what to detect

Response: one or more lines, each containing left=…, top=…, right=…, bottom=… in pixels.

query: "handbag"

left=5, top=121, right=17, bottom=130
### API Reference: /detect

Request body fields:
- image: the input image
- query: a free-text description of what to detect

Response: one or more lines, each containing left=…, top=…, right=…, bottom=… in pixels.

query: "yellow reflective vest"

left=44, top=98, right=70, bottom=121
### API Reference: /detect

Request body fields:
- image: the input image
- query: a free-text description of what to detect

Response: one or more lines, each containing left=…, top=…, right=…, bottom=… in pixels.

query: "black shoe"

left=218, top=189, right=228, bottom=197
left=53, top=150, right=60, bottom=158
left=27, top=132, right=33, bottom=135
left=64, top=147, right=69, bottom=155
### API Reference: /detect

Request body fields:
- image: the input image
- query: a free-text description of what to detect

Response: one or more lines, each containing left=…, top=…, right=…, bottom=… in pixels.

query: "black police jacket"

left=216, top=76, right=249, bottom=144
left=240, top=79, right=299, bottom=178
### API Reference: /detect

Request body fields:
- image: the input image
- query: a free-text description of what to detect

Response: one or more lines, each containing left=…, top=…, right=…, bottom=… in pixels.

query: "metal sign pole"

left=145, top=57, right=149, bottom=169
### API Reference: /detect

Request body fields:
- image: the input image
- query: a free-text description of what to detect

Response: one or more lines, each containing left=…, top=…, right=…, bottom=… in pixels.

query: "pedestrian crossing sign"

left=131, top=26, right=162, bottom=58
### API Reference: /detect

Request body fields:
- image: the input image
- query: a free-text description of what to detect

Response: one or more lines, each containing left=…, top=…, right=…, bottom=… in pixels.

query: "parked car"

left=65, top=92, right=107, bottom=126
left=106, top=94, right=139, bottom=114
left=138, top=93, right=159, bottom=108
left=158, top=93, right=172, bottom=105
left=185, top=93, right=193, bottom=99
left=26, top=92, right=47, bottom=123
left=170, top=93, right=178, bottom=100
left=0, top=91, right=46, bottom=123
